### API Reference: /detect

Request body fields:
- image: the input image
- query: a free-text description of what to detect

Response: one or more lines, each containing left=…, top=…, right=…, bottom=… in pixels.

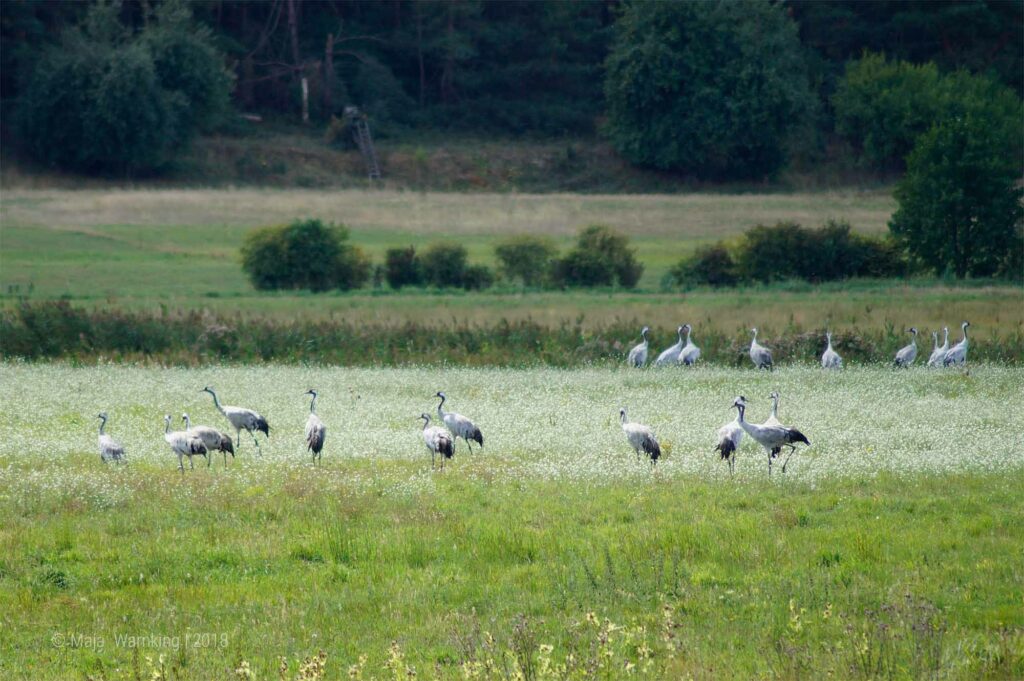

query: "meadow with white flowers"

left=1, top=362, right=1022, bottom=679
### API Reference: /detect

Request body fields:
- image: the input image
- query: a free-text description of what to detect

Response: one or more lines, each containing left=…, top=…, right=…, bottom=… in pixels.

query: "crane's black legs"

left=781, top=444, right=797, bottom=473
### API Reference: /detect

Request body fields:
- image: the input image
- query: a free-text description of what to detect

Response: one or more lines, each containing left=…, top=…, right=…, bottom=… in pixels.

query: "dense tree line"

left=3, top=0, right=1020, bottom=137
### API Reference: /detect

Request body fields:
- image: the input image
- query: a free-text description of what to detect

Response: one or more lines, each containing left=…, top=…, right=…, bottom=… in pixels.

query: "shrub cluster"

left=382, top=226, right=643, bottom=292
left=550, top=226, right=644, bottom=288
left=241, top=219, right=370, bottom=292
left=671, top=221, right=906, bottom=288
left=384, top=243, right=494, bottom=291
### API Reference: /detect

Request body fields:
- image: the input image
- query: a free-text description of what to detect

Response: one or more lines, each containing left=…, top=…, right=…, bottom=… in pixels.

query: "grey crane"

left=927, top=327, right=949, bottom=367
left=164, top=414, right=208, bottom=473
left=943, top=321, right=970, bottom=368
left=749, top=328, right=773, bottom=370
left=679, top=324, right=701, bottom=366
left=181, top=413, right=234, bottom=466
left=731, top=397, right=809, bottom=475
left=96, top=412, right=126, bottom=464
left=893, top=328, right=919, bottom=368
left=419, top=413, right=455, bottom=470
left=821, top=332, right=842, bottom=369
left=654, top=325, right=685, bottom=366
left=436, top=391, right=483, bottom=454
left=619, top=407, right=661, bottom=464
left=626, top=326, right=650, bottom=368
left=201, top=386, right=270, bottom=453
left=304, top=389, right=326, bottom=464
left=714, top=397, right=746, bottom=474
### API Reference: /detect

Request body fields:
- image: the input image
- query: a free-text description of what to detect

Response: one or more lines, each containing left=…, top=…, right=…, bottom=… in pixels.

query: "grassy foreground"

left=1, top=364, right=1022, bottom=679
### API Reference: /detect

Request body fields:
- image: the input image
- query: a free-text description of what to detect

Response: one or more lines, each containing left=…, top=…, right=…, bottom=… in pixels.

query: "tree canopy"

left=603, top=0, right=815, bottom=179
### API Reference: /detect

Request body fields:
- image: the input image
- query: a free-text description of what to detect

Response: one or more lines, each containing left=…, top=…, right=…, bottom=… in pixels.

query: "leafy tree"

left=833, top=53, right=1023, bottom=170
left=604, top=0, right=814, bottom=179
left=494, top=236, right=557, bottom=287
left=241, top=219, right=369, bottom=292
left=889, top=115, right=1024, bottom=279
left=16, top=1, right=229, bottom=173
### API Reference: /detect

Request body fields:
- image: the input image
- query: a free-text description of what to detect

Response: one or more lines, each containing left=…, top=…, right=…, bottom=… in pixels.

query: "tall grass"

left=3, top=301, right=1022, bottom=365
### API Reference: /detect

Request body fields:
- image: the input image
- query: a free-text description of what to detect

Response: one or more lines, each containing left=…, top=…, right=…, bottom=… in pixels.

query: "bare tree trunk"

left=416, top=2, right=425, bottom=107
left=323, top=33, right=335, bottom=116
left=287, top=0, right=308, bottom=123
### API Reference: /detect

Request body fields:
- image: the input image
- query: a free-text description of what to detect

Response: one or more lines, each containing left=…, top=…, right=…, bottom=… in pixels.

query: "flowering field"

left=1, top=363, right=1022, bottom=679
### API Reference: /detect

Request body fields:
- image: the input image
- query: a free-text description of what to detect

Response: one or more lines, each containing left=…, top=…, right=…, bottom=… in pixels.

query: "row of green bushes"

left=4, top=302, right=1022, bottom=366
left=241, top=221, right=644, bottom=292
left=670, top=221, right=908, bottom=288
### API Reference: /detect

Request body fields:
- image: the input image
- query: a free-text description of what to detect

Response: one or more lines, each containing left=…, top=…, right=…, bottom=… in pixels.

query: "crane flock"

left=89, top=321, right=971, bottom=476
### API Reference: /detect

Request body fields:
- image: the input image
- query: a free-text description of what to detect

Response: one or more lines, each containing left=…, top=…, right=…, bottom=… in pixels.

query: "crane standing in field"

left=419, top=413, right=455, bottom=470
left=201, top=386, right=270, bottom=453
left=893, top=328, right=919, bottom=368
left=164, top=414, right=208, bottom=473
left=943, top=321, right=970, bottom=368
left=304, top=389, right=326, bottom=464
left=181, top=413, right=234, bottom=466
left=714, top=397, right=746, bottom=474
left=654, top=325, right=686, bottom=366
left=679, top=324, right=701, bottom=366
left=731, top=396, right=809, bottom=475
left=619, top=408, right=661, bottom=464
left=626, top=326, right=650, bottom=368
left=749, top=328, right=773, bottom=370
left=821, top=331, right=842, bottom=369
left=96, top=412, right=126, bottom=464
left=927, top=327, right=949, bottom=367
left=436, top=391, right=484, bottom=454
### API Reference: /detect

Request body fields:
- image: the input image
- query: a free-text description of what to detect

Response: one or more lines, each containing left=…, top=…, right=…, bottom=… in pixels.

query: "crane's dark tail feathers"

left=471, top=429, right=484, bottom=447
left=439, top=436, right=455, bottom=459
left=787, top=429, right=810, bottom=446
left=715, top=439, right=735, bottom=461
left=643, top=436, right=661, bottom=462
left=256, top=417, right=270, bottom=437
left=191, top=441, right=208, bottom=455
left=770, top=446, right=781, bottom=459
left=220, top=435, right=235, bottom=456
left=307, top=433, right=325, bottom=455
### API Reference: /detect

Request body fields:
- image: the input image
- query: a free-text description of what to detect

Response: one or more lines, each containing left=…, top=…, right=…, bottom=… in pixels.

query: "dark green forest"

left=2, top=0, right=1022, bottom=178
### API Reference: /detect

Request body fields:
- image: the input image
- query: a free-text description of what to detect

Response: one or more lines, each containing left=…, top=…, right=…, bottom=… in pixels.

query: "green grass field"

left=2, top=188, right=1022, bottom=336
left=2, top=364, right=1022, bottom=679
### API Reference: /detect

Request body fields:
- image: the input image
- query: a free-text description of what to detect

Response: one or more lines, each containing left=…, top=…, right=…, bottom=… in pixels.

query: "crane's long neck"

left=207, top=390, right=225, bottom=414
left=184, top=415, right=192, bottom=429
left=641, top=328, right=648, bottom=343
left=735, top=404, right=746, bottom=425
left=932, top=332, right=938, bottom=349
left=421, top=417, right=430, bottom=430
left=309, top=394, right=317, bottom=414
left=98, top=417, right=106, bottom=435
left=620, top=410, right=628, bottom=425
left=943, top=328, right=949, bottom=346
left=961, top=324, right=969, bottom=343
left=436, top=394, right=446, bottom=418
left=770, top=397, right=778, bottom=419
left=685, top=327, right=692, bottom=344
left=826, top=333, right=833, bottom=351
left=164, top=419, right=171, bottom=434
